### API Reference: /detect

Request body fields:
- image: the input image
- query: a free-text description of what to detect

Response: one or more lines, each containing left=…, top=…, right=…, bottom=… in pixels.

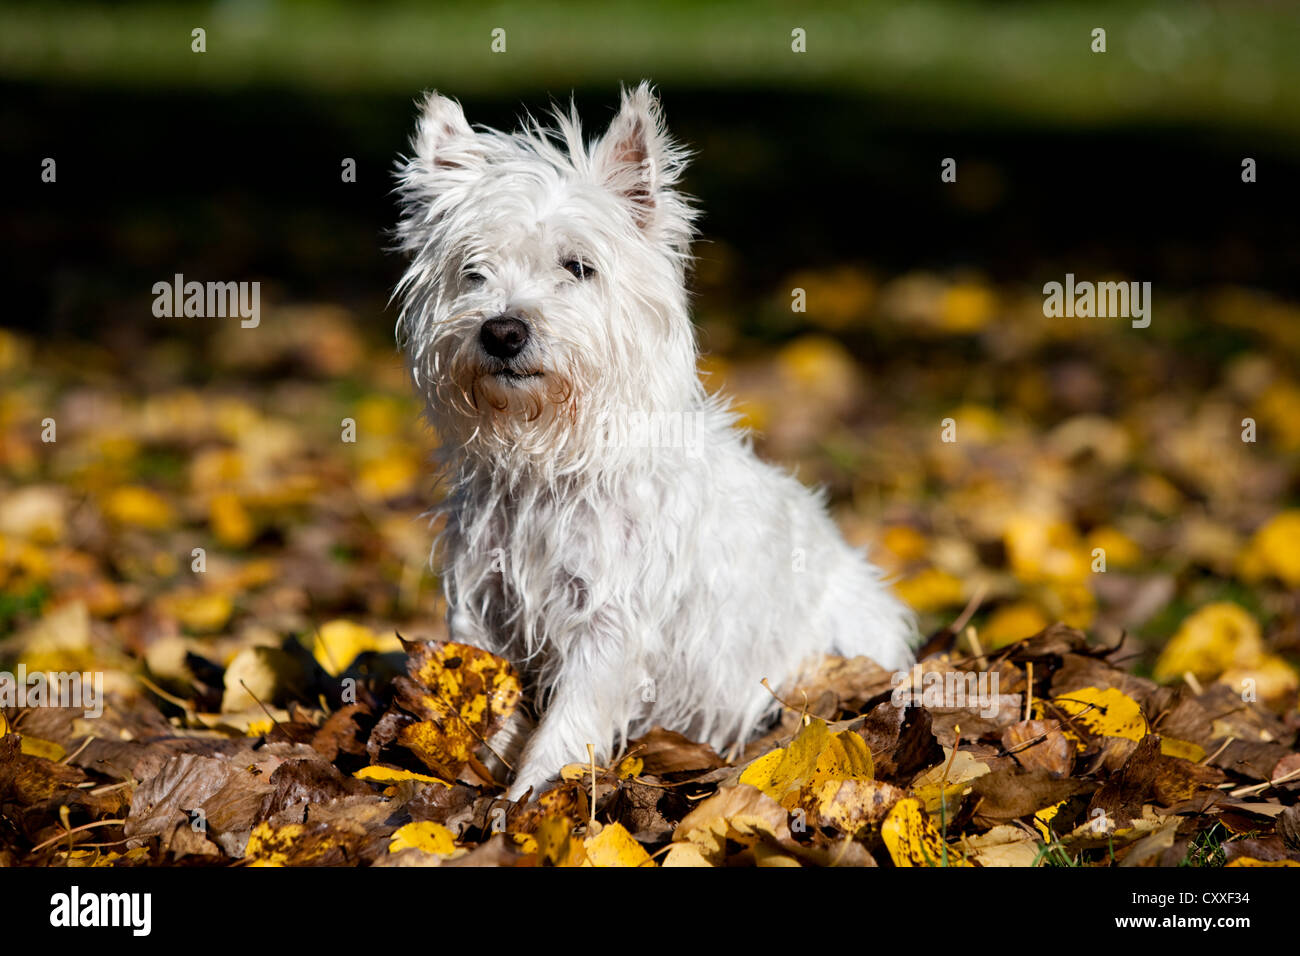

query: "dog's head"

left=395, top=83, right=700, bottom=470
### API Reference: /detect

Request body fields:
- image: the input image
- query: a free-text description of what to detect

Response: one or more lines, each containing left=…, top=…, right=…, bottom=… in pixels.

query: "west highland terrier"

left=394, top=82, right=916, bottom=799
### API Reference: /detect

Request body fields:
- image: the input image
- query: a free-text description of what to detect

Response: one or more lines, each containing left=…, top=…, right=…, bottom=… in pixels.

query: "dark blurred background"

left=5, top=0, right=1299, bottom=342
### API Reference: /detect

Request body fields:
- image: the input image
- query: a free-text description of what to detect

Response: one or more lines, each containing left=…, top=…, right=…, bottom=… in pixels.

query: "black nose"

left=479, top=316, right=530, bottom=359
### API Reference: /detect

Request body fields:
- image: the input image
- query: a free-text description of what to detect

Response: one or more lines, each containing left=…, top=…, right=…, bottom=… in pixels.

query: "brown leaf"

left=1222, top=836, right=1300, bottom=865
left=1089, top=734, right=1223, bottom=828
left=859, top=702, right=943, bottom=783
left=125, top=752, right=275, bottom=856
left=258, top=758, right=371, bottom=819
left=1002, top=623, right=1101, bottom=661
left=627, top=727, right=725, bottom=775
left=439, top=833, right=535, bottom=867
left=1002, top=719, right=1074, bottom=776
left=1210, top=739, right=1294, bottom=782
left=1277, top=805, right=1300, bottom=851
left=310, top=703, right=372, bottom=761
left=781, top=654, right=893, bottom=715
left=969, top=766, right=1089, bottom=827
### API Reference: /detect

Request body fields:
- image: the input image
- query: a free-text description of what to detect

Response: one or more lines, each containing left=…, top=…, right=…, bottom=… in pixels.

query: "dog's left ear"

left=594, top=82, right=688, bottom=231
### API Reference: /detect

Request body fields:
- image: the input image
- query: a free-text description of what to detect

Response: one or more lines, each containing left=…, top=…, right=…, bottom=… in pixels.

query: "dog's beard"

left=424, top=318, right=585, bottom=462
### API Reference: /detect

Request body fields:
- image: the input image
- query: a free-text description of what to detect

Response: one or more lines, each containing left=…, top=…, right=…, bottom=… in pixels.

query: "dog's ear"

left=395, top=93, right=485, bottom=259
left=411, top=92, right=481, bottom=171
left=594, top=82, right=689, bottom=230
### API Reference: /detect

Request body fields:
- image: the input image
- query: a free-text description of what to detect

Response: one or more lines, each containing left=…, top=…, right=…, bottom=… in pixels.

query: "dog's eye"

left=463, top=270, right=485, bottom=286
left=562, top=259, right=595, bottom=280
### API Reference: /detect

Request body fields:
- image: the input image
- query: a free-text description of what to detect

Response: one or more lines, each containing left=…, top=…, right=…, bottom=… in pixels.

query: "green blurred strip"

left=2, top=0, right=1297, bottom=137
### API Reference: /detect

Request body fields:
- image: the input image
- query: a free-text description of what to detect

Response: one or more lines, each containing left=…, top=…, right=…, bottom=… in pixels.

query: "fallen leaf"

left=582, top=821, right=653, bottom=867
left=389, top=821, right=461, bottom=857
left=881, top=797, right=970, bottom=867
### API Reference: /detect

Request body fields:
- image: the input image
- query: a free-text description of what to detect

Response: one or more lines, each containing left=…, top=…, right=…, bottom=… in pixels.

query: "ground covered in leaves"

left=1, top=271, right=1299, bottom=866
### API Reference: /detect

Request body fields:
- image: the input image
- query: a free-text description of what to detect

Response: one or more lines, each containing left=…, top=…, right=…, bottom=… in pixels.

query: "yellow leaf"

left=103, top=486, right=174, bottom=530
left=158, top=591, right=233, bottom=633
left=882, top=797, right=969, bottom=867
left=1225, top=857, right=1300, bottom=867
left=1051, top=686, right=1148, bottom=749
left=1153, top=602, right=1263, bottom=683
left=1034, top=800, right=1066, bottom=841
left=1003, top=514, right=1087, bottom=584
left=510, top=832, right=539, bottom=855
left=353, top=766, right=451, bottom=788
left=534, top=815, right=586, bottom=867
left=210, top=491, right=255, bottom=548
left=814, top=731, right=874, bottom=790
left=355, top=395, right=410, bottom=439
left=741, top=722, right=874, bottom=810
left=1085, top=527, right=1141, bottom=568
left=939, top=282, right=997, bottom=333
left=892, top=567, right=965, bottom=613
left=776, top=336, right=857, bottom=395
left=879, top=525, right=929, bottom=565
left=1242, top=511, right=1300, bottom=586
left=20, top=736, right=66, bottom=761
left=738, top=749, right=784, bottom=793
left=356, top=447, right=420, bottom=502
left=1158, top=738, right=1206, bottom=762
left=389, top=821, right=461, bottom=857
left=313, top=620, right=400, bottom=677
left=245, top=822, right=303, bottom=867
left=244, top=821, right=352, bottom=867
left=616, top=755, right=644, bottom=780
left=739, top=718, right=830, bottom=803
left=582, top=822, right=653, bottom=867
left=981, top=603, right=1049, bottom=650
left=1253, top=383, right=1300, bottom=453
left=948, top=404, right=1003, bottom=444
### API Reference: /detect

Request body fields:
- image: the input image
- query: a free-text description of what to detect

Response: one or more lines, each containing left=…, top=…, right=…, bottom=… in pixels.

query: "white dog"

left=394, top=83, right=915, bottom=799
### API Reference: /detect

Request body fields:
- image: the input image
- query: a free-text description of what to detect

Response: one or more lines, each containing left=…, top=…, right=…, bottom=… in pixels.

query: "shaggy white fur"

left=394, top=82, right=916, bottom=799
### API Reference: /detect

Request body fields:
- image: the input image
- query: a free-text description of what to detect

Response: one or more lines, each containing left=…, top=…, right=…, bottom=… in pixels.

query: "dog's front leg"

left=506, top=646, right=634, bottom=801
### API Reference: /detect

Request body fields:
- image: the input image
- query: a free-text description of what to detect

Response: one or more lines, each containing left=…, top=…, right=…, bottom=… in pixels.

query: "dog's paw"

left=505, top=774, right=551, bottom=804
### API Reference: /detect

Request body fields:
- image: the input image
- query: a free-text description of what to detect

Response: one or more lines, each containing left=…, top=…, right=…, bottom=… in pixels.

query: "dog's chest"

left=454, top=480, right=662, bottom=621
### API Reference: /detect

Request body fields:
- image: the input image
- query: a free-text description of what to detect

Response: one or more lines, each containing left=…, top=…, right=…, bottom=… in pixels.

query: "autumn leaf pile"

left=1, top=269, right=1299, bottom=866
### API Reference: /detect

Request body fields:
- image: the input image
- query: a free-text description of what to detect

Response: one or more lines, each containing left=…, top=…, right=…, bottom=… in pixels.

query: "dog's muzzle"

left=480, top=315, right=530, bottom=359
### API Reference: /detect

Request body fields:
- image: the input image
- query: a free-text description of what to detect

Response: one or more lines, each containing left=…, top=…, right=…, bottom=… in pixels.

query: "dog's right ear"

left=411, top=92, right=481, bottom=171
left=395, top=94, right=484, bottom=263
